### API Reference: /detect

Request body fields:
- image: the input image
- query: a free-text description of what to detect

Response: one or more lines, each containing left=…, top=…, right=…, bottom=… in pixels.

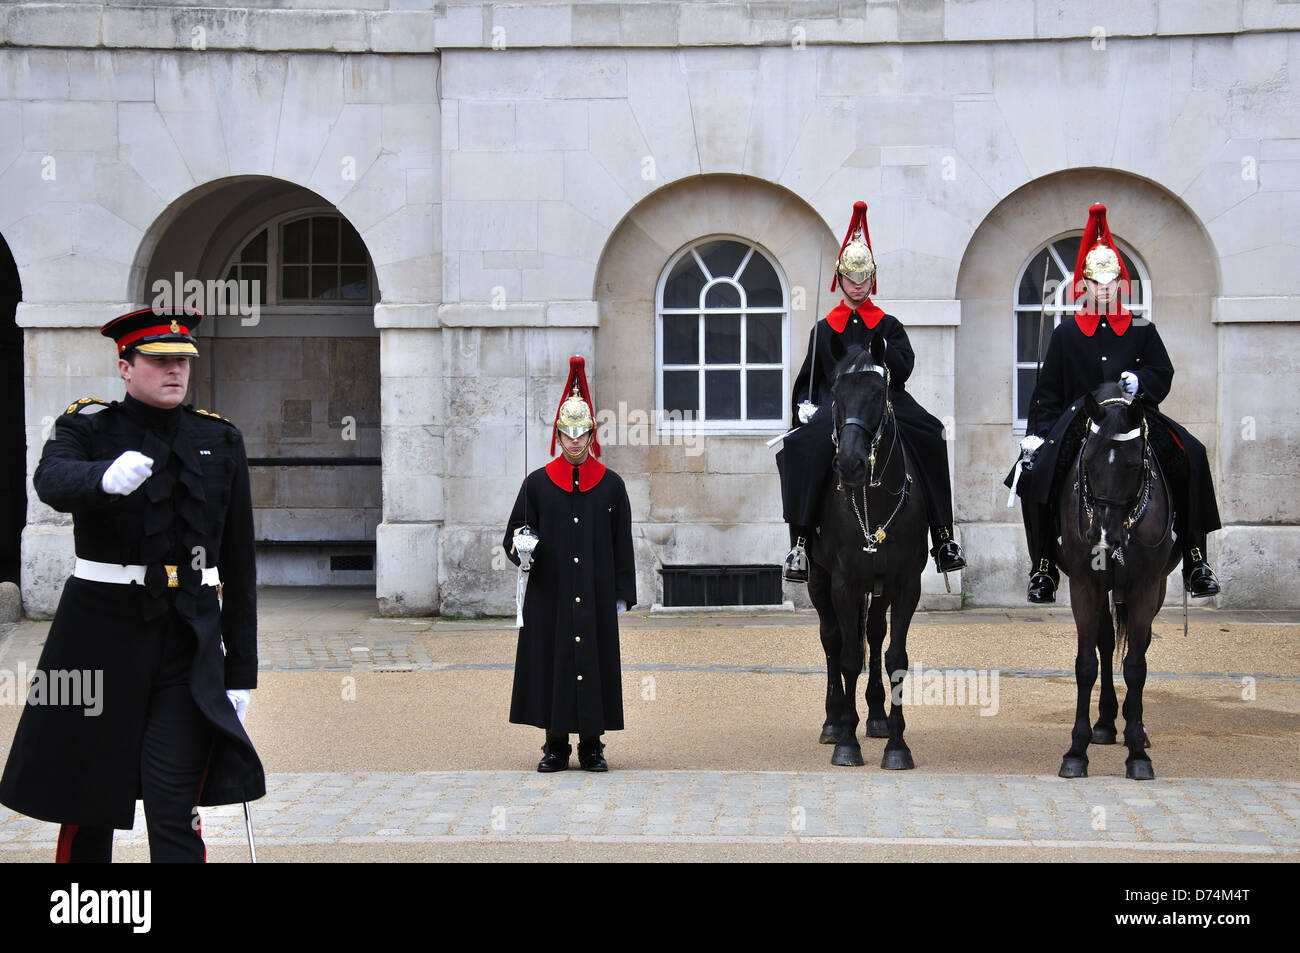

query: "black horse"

left=1055, top=384, right=1179, bottom=781
left=805, top=337, right=928, bottom=769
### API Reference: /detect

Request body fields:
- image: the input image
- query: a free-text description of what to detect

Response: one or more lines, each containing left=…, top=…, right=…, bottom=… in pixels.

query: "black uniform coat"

left=778, top=301, right=952, bottom=528
left=1017, top=310, right=1221, bottom=534
left=503, top=455, right=636, bottom=737
left=0, top=396, right=265, bottom=828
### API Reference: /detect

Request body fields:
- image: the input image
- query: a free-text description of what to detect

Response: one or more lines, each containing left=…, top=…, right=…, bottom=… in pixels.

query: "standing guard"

left=503, top=356, right=637, bottom=772
left=0, top=307, right=264, bottom=862
left=1011, top=203, right=1224, bottom=602
left=778, top=201, right=966, bottom=582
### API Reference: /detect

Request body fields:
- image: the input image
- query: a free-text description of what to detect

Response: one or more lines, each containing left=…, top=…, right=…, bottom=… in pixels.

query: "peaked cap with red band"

left=1072, top=203, right=1130, bottom=301
left=101, top=306, right=204, bottom=357
left=550, top=355, right=601, bottom=458
left=830, top=201, right=877, bottom=295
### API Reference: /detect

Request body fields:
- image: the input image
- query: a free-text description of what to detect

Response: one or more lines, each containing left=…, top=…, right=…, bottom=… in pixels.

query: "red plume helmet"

left=1072, top=203, right=1130, bottom=301
left=550, top=355, right=600, bottom=458
left=831, top=201, right=877, bottom=295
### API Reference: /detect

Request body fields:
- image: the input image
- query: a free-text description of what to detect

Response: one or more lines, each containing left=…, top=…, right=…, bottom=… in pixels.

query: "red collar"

left=1075, top=306, right=1132, bottom=338
left=545, top=454, right=606, bottom=492
left=826, top=299, right=885, bottom=333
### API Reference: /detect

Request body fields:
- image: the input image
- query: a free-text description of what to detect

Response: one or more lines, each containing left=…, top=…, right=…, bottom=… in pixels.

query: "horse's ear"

left=1125, top=394, right=1144, bottom=426
left=1083, top=392, right=1102, bottom=425
left=829, top=332, right=847, bottom=363
left=869, top=333, right=886, bottom=366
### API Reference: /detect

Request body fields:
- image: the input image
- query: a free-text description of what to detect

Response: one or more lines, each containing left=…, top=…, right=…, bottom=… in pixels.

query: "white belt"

left=74, top=557, right=221, bottom=588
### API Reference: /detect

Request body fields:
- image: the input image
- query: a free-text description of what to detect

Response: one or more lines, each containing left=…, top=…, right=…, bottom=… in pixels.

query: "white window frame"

left=655, top=237, right=790, bottom=435
left=1012, top=234, right=1152, bottom=432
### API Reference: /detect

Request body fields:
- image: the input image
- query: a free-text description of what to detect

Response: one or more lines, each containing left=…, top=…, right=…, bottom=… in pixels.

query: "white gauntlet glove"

left=227, top=689, right=250, bottom=725
left=1019, top=434, right=1044, bottom=458
left=513, top=527, right=539, bottom=571
left=1119, top=371, right=1139, bottom=397
left=100, top=450, right=154, bottom=496
left=796, top=402, right=818, bottom=425
left=616, top=601, right=627, bottom=615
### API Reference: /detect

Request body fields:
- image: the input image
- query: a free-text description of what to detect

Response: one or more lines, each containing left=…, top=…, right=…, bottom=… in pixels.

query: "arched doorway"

left=135, top=177, right=382, bottom=588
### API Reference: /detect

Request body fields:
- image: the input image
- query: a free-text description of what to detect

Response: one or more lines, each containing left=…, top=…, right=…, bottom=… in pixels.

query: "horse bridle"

left=831, top=361, right=911, bottom=552
left=1076, top=398, right=1162, bottom=556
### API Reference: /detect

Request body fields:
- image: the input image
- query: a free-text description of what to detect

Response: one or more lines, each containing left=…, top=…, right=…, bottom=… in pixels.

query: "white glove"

left=1019, top=435, right=1044, bottom=457
left=100, top=450, right=154, bottom=495
left=227, top=689, right=250, bottom=725
left=513, top=527, right=539, bottom=571
left=797, top=402, right=818, bottom=425
left=616, top=600, right=627, bottom=615
left=1119, top=371, right=1139, bottom=397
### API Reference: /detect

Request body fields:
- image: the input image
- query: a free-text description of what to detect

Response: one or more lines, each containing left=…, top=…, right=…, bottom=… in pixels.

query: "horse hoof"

left=1092, top=726, right=1117, bottom=745
left=1126, top=759, right=1155, bottom=781
left=831, top=744, right=865, bottom=767
left=818, top=726, right=837, bottom=745
left=866, top=719, right=890, bottom=739
left=880, top=749, right=914, bottom=771
left=1058, top=757, right=1088, bottom=779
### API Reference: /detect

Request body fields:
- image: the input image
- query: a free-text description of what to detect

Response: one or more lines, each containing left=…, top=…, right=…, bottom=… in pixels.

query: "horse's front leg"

left=863, top=595, right=889, bottom=738
left=1121, top=609, right=1156, bottom=780
left=828, top=583, right=865, bottom=766
left=1060, top=582, right=1102, bottom=778
left=808, top=563, right=842, bottom=746
left=1092, top=598, right=1119, bottom=745
left=881, top=577, right=919, bottom=770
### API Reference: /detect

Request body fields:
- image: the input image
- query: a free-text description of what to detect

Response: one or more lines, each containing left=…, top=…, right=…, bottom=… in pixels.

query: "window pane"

left=241, top=229, right=268, bottom=263
left=704, top=314, right=740, bottom=363
left=704, top=282, right=741, bottom=309
left=282, top=264, right=308, bottom=299
left=282, top=220, right=309, bottom=264
left=696, top=240, right=748, bottom=280
left=746, top=314, right=782, bottom=364
left=339, top=266, right=369, bottom=300
left=1018, top=248, right=1049, bottom=306
left=663, top=255, right=705, bottom=309
left=663, top=370, right=699, bottom=415
left=1016, top=311, right=1050, bottom=364
left=740, top=252, right=782, bottom=308
left=705, top=369, right=740, bottom=419
left=243, top=266, right=267, bottom=304
left=340, top=220, right=367, bottom=263
left=663, top=314, right=698, bottom=364
left=747, top=369, right=782, bottom=420
left=312, top=217, right=340, bottom=263
left=311, top=265, right=339, bottom=299
left=1017, top=367, right=1039, bottom=421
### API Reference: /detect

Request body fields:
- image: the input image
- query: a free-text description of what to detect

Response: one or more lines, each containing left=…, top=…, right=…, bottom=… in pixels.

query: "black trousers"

left=56, top=610, right=212, bottom=863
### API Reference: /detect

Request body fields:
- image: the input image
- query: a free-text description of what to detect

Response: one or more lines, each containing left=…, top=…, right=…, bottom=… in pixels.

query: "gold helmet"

left=831, top=201, right=877, bottom=294
left=1072, top=203, right=1130, bottom=299
left=550, top=355, right=601, bottom=458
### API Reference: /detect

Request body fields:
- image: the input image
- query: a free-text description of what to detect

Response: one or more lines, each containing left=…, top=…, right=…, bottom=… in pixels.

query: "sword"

left=243, top=801, right=257, bottom=863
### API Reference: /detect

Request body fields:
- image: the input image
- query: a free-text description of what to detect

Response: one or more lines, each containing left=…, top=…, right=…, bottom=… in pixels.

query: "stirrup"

left=1028, top=562, right=1058, bottom=604
left=1185, top=563, right=1221, bottom=598
left=783, top=537, right=809, bottom=583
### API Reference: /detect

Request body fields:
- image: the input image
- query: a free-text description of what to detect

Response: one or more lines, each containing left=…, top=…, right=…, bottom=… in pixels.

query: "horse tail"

left=1113, top=598, right=1129, bottom=659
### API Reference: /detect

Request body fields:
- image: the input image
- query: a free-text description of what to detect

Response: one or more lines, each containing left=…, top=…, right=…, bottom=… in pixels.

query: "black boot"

left=1028, top=558, right=1059, bottom=604
left=1184, top=540, right=1221, bottom=598
left=537, top=735, right=571, bottom=772
left=930, top=525, right=966, bottom=573
left=783, top=525, right=810, bottom=583
left=577, top=737, right=607, bottom=772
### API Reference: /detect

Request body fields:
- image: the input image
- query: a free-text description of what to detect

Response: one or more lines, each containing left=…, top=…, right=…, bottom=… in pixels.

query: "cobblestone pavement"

left=1, top=771, right=1297, bottom=855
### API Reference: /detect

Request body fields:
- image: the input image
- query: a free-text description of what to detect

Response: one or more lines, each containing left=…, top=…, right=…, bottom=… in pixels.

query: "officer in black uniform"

left=778, top=201, right=966, bottom=582
left=1013, top=203, right=1223, bottom=603
left=503, top=357, right=636, bottom=773
left=0, top=307, right=265, bottom=862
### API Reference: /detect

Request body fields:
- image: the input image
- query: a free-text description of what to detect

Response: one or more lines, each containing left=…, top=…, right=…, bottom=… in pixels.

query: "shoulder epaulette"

left=63, top=397, right=110, bottom=415
left=186, top=406, right=237, bottom=427
left=1130, top=316, right=1152, bottom=327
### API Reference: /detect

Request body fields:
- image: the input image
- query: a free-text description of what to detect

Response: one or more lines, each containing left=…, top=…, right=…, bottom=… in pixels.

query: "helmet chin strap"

left=560, top=431, right=592, bottom=464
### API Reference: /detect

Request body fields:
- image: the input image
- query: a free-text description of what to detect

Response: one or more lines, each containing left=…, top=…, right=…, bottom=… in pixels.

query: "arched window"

left=1013, top=235, right=1151, bottom=427
left=656, top=238, right=789, bottom=431
left=221, top=212, right=375, bottom=310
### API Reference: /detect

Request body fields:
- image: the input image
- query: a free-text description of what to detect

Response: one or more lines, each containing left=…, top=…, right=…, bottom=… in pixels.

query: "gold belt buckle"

left=165, top=564, right=179, bottom=588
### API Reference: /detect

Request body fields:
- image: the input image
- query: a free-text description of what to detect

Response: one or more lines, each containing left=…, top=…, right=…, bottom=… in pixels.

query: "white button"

left=577, top=675, right=583, bottom=681
left=575, top=636, right=581, bottom=642
left=573, top=517, right=579, bottom=523
left=575, top=596, right=581, bottom=603
left=1101, top=356, right=1108, bottom=361
left=573, top=556, right=579, bottom=563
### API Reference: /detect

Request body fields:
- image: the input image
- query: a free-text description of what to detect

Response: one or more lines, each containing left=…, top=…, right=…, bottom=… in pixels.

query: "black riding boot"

left=1183, top=535, right=1221, bottom=598
left=930, top=525, right=966, bottom=573
left=538, top=734, right=571, bottom=772
left=577, top=736, right=608, bottom=772
left=783, top=524, right=810, bottom=583
left=1022, top=498, right=1059, bottom=603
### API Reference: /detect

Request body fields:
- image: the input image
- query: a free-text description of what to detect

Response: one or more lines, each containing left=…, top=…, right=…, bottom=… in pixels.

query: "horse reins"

left=832, top=362, right=912, bottom=552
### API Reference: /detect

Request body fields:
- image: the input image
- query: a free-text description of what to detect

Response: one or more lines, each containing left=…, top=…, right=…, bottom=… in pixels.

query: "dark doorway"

left=0, top=233, right=23, bottom=584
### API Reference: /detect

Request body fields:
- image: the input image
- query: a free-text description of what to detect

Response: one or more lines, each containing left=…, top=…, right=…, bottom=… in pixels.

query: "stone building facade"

left=3, top=1, right=1298, bottom=616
